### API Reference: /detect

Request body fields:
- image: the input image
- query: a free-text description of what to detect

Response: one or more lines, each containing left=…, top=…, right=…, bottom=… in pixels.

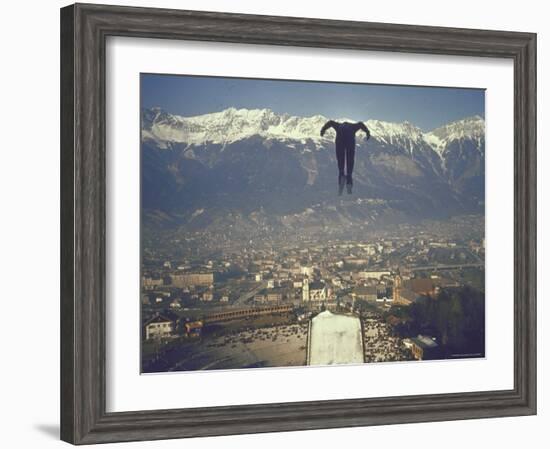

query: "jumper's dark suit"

left=320, top=120, right=370, bottom=194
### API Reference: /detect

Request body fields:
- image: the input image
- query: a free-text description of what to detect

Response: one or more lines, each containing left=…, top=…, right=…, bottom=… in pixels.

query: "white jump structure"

left=306, top=310, right=365, bottom=366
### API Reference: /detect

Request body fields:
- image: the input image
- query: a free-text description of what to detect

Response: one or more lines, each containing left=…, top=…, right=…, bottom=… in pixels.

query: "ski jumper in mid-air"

left=320, top=120, right=370, bottom=195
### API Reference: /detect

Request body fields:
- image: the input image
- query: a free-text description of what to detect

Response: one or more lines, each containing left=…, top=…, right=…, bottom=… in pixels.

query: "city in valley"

left=141, top=214, right=485, bottom=373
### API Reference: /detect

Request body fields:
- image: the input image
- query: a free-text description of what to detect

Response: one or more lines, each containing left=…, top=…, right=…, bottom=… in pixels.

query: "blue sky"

left=141, top=73, right=484, bottom=131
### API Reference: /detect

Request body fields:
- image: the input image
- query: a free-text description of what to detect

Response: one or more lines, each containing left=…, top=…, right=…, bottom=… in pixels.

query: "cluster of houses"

left=143, top=304, right=296, bottom=341
left=403, top=335, right=440, bottom=360
left=253, top=277, right=330, bottom=303
left=350, top=273, right=461, bottom=307
left=143, top=311, right=204, bottom=341
left=142, top=271, right=230, bottom=307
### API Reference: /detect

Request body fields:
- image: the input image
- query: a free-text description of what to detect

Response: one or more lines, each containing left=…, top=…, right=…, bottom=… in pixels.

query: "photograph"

left=0, top=0, right=539, bottom=446
left=0, top=0, right=543, bottom=445
left=140, top=74, right=486, bottom=373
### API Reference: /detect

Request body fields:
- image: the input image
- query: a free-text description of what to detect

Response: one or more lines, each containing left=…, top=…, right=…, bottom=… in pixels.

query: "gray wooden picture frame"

left=60, top=3, right=537, bottom=445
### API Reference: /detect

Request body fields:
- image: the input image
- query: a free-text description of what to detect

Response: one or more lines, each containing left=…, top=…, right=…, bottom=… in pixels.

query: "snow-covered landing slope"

left=307, top=310, right=364, bottom=366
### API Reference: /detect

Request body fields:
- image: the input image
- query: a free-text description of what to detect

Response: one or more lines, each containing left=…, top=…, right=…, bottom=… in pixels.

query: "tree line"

left=393, top=286, right=485, bottom=357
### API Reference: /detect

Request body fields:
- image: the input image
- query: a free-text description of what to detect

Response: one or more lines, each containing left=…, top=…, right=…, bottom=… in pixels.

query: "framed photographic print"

left=60, top=3, right=537, bottom=444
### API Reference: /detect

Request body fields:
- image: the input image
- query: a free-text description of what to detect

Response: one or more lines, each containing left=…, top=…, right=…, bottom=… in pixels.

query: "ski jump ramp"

left=306, top=310, right=365, bottom=366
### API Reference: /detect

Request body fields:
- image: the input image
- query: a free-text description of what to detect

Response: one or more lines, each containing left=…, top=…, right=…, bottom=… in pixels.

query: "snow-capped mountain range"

left=425, top=115, right=485, bottom=157
left=141, top=107, right=485, bottom=230
left=143, top=107, right=331, bottom=147
left=142, top=106, right=483, bottom=158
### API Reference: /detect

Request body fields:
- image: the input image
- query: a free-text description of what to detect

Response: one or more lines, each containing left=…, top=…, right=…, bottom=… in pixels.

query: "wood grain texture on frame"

left=60, top=3, right=536, bottom=444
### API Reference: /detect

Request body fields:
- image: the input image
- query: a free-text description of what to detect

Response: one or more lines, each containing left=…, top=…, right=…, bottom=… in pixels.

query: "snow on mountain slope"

left=141, top=106, right=455, bottom=153
left=425, top=115, right=485, bottom=157
left=140, top=108, right=486, bottom=226
left=142, top=107, right=329, bottom=145
left=141, top=107, right=485, bottom=192
left=366, top=119, right=425, bottom=150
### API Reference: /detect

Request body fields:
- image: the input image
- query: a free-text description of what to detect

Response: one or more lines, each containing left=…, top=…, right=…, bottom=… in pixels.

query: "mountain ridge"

left=141, top=107, right=485, bottom=232
left=142, top=106, right=484, bottom=152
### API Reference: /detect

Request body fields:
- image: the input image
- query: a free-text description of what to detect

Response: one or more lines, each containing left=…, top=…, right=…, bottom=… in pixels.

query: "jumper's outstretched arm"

left=320, top=120, right=337, bottom=137
left=357, top=121, right=371, bottom=140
